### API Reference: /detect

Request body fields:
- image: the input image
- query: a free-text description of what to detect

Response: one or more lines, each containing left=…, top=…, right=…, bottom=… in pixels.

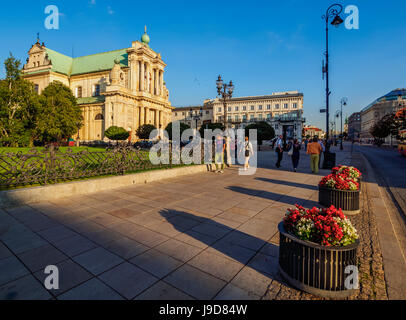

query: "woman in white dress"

left=241, top=136, right=254, bottom=171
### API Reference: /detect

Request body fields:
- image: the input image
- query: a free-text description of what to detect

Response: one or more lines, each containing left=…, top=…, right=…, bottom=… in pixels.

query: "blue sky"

left=1, top=0, right=405, bottom=129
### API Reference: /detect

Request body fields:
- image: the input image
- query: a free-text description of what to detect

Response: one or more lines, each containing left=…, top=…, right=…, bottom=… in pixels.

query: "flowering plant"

left=283, top=204, right=358, bottom=247
left=319, top=165, right=362, bottom=191
left=332, top=165, right=362, bottom=180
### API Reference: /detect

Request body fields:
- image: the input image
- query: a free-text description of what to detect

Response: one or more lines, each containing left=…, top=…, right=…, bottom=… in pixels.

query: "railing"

left=0, top=145, right=203, bottom=188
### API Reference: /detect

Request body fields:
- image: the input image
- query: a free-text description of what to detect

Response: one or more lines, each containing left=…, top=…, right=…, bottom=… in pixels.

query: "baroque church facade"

left=21, top=28, right=173, bottom=142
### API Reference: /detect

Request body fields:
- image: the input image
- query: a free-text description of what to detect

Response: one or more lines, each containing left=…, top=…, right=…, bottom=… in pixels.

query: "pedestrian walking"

left=318, top=137, right=325, bottom=169
left=214, top=135, right=225, bottom=173
left=240, top=136, right=254, bottom=171
left=275, top=135, right=284, bottom=168
left=307, top=137, right=323, bottom=174
left=290, top=139, right=301, bottom=172
left=304, top=138, right=309, bottom=151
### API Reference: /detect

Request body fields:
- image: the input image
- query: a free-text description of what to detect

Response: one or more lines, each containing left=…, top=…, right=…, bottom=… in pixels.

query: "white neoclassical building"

left=21, top=28, right=173, bottom=142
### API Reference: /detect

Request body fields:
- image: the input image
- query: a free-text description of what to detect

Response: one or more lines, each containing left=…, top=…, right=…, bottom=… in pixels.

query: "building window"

left=227, top=115, right=232, bottom=122
left=182, top=112, right=185, bottom=116
left=258, top=114, right=263, bottom=120
left=218, top=107, right=222, bottom=112
left=228, top=107, right=231, bottom=112
left=93, top=84, right=100, bottom=97
left=235, top=106, right=239, bottom=111
left=95, top=113, right=104, bottom=120
left=76, top=86, right=82, bottom=98
left=235, top=115, right=239, bottom=122
left=250, top=105, right=255, bottom=111
left=275, top=104, right=280, bottom=109
left=284, top=103, right=288, bottom=109
left=258, top=105, right=263, bottom=110
left=242, top=106, right=247, bottom=111
left=293, top=103, right=297, bottom=109
left=175, top=112, right=178, bottom=116
left=267, top=104, right=271, bottom=110
left=267, top=113, right=271, bottom=120
left=34, top=84, right=39, bottom=93
left=250, top=114, right=255, bottom=121
left=206, top=111, right=209, bottom=115
left=243, top=115, right=247, bottom=122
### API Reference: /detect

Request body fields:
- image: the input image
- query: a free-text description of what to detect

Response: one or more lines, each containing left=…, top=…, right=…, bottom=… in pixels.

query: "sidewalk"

left=0, top=143, right=400, bottom=299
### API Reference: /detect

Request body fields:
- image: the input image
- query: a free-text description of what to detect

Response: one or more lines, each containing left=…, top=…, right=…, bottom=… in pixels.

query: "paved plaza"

left=0, top=144, right=404, bottom=300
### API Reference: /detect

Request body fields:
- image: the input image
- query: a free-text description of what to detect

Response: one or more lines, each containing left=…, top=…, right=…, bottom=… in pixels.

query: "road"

left=354, top=144, right=406, bottom=214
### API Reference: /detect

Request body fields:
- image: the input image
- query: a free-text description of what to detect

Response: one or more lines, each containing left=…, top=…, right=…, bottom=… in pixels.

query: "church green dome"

left=141, top=26, right=150, bottom=45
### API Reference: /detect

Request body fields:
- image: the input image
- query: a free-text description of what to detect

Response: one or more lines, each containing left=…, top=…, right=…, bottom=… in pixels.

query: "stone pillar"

left=145, top=107, right=150, bottom=124
left=139, top=106, right=144, bottom=128
left=159, top=110, right=163, bottom=128
left=154, top=109, right=159, bottom=127
left=140, top=62, right=145, bottom=92
left=160, top=70, right=164, bottom=97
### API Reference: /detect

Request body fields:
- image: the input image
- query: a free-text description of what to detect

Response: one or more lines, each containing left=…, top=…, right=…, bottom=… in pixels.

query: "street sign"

left=320, top=109, right=326, bottom=113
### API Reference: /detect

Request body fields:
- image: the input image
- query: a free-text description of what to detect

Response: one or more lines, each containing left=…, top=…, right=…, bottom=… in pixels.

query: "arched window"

left=95, top=113, right=104, bottom=120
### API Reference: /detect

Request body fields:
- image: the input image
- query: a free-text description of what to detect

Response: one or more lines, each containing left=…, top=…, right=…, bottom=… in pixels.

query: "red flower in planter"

left=283, top=204, right=358, bottom=247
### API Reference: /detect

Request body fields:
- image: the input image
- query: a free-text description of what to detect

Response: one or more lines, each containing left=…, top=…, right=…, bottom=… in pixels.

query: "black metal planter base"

left=279, top=265, right=357, bottom=299
left=319, top=186, right=360, bottom=215
left=278, top=222, right=359, bottom=299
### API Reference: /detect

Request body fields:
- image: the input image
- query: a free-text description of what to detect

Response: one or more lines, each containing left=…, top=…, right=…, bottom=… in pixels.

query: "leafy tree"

left=0, top=53, right=41, bottom=147
left=104, top=126, right=130, bottom=144
left=36, top=81, right=83, bottom=143
left=198, top=122, right=225, bottom=138
left=136, top=124, right=156, bottom=140
left=370, top=114, right=395, bottom=141
left=244, top=121, right=275, bottom=145
left=165, top=122, right=190, bottom=140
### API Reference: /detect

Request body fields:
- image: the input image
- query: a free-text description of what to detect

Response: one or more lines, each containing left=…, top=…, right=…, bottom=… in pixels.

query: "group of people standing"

left=275, top=135, right=325, bottom=174
left=213, top=136, right=253, bottom=173
left=212, top=134, right=326, bottom=174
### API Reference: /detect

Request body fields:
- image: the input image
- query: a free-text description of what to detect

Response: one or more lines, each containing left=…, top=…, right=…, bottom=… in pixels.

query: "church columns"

left=160, top=70, right=164, bottom=97
left=145, top=107, right=149, bottom=124
left=140, top=62, right=145, bottom=92
left=139, top=106, right=145, bottom=128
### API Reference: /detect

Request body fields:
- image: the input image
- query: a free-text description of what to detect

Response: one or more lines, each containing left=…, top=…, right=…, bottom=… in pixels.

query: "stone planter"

left=318, top=186, right=360, bottom=215
left=278, top=222, right=359, bottom=299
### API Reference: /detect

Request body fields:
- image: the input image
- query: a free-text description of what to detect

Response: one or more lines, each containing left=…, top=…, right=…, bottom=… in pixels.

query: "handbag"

left=245, top=142, right=250, bottom=157
left=288, top=145, right=293, bottom=156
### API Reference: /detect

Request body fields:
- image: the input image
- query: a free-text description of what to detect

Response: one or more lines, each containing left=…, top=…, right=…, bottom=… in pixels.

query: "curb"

left=0, top=164, right=209, bottom=208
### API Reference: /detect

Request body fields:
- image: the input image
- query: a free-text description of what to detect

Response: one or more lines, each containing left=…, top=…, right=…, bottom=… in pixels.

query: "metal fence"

left=0, top=145, right=191, bottom=188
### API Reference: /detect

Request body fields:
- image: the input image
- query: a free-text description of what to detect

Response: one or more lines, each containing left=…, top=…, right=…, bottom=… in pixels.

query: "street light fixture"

left=322, top=3, right=344, bottom=146
left=339, top=97, right=348, bottom=150
left=216, top=75, right=234, bottom=129
left=189, top=107, right=203, bottom=134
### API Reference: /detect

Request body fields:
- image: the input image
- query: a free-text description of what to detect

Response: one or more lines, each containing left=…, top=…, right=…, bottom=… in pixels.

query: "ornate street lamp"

left=189, top=107, right=203, bottom=133
left=216, top=75, right=234, bottom=129
left=339, top=97, right=348, bottom=150
left=322, top=4, right=344, bottom=146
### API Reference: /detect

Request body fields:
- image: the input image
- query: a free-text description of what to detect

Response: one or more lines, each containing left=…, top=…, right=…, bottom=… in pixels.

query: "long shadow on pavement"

left=226, top=186, right=320, bottom=207
left=255, top=177, right=318, bottom=191
left=159, top=208, right=281, bottom=285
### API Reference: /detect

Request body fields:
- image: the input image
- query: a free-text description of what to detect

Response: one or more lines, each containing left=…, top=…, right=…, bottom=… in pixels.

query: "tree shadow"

left=226, top=185, right=320, bottom=207
left=255, top=177, right=318, bottom=191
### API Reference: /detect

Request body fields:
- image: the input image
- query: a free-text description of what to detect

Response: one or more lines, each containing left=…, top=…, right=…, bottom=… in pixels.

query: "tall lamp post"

left=339, top=97, right=348, bottom=150
left=322, top=4, right=344, bottom=146
left=216, top=75, right=234, bottom=129
left=189, top=107, right=203, bottom=135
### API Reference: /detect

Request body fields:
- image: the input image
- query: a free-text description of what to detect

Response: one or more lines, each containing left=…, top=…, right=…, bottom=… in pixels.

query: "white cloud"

left=107, top=6, right=114, bottom=15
